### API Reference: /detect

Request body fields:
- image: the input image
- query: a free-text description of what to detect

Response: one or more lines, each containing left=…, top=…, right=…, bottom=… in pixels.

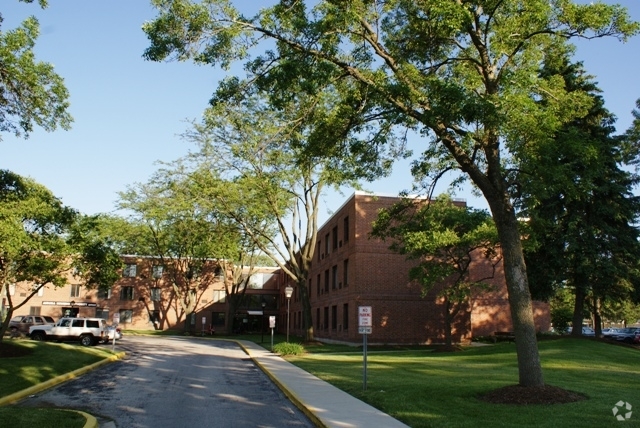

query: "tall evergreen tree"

left=517, top=56, right=640, bottom=336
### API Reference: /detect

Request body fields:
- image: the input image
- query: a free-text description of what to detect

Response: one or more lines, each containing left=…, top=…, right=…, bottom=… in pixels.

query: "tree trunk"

left=571, top=286, right=586, bottom=337
left=486, top=195, right=544, bottom=387
left=593, top=296, right=603, bottom=337
left=298, top=279, right=314, bottom=341
left=444, top=298, right=453, bottom=347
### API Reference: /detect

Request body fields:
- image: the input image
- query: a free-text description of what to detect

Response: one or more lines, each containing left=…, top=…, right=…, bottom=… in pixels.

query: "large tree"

left=371, top=194, right=500, bottom=347
left=0, top=170, right=120, bottom=341
left=176, top=91, right=379, bottom=341
left=518, top=55, right=640, bottom=337
left=117, top=170, right=262, bottom=332
left=0, top=0, right=72, bottom=141
left=142, top=0, right=638, bottom=387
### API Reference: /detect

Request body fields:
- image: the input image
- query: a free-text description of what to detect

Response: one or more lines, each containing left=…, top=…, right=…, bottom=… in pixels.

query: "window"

left=96, top=308, right=109, bottom=320
left=86, top=320, right=100, bottom=328
left=317, top=241, right=321, bottom=261
left=120, top=286, right=134, bottom=301
left=332, top=305, right=337, bottom=330
left=332, top=226, right=338, bottom=250
left=152, top=265, right=164, bottom=279
left=212, top=312, right=226, bottom=326
left=29, top=307, right=41, bottom=316
left=119, top=309, right=133, bottom=323
left=316, top=274, right=321, bottom=296
left=150, top=287, right=161, bottom=302
left=343, top=259, right=349, bottom=287
left=98, top=288, right=112, bottom=299
left=72, top=319, right=85, bottom=328
left=324, top=269, right=329, bottom=293
left=332, top=265, right=338, bottom=290
left=324, top=233, right=330, bottom=255
left=324, top=307, right=329, bottom=331
left=70, top=284, right=81, bottom=298
left=316, top=308, right=321, bottom=330
left=213, top=289, right=226, bottom=303
left=343, top=216, right=349, bottom=242
left=343, top=303, right=349, bottom=330
left=123, top=264, right=137, bottom=277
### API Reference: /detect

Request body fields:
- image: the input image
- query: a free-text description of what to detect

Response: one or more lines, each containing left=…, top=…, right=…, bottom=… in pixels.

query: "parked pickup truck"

left=29, top=317, right=107, bottom=346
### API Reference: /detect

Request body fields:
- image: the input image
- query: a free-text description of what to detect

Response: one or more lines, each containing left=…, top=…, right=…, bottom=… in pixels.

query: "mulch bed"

left=0, top=341, right=34, bottom=358
left=480, top=384, right=587, bottom=405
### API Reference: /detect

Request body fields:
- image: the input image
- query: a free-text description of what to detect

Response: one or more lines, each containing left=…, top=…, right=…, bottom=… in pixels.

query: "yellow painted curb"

left=70, top=409, right=98, bottom=428
left=236, top=341, right=326, bottom=428
left=0, top=351, right=126, bottom=406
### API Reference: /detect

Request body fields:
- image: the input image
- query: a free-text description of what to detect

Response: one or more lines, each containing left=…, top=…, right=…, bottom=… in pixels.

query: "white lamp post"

left=284, top=286, right=294, bottom=343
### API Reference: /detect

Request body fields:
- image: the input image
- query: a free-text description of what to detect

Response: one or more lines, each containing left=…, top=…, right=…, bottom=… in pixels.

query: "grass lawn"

left=0, top=339, right=118, bottom=428
left=0, top=339, right=116, bottom=396
left=285, top=338, right=640, bottom=428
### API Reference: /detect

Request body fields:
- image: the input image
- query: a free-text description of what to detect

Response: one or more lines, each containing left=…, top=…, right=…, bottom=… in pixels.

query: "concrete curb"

left=0, top=351, right=126, bottom=407
left=236, top=341, right=327, bottom=428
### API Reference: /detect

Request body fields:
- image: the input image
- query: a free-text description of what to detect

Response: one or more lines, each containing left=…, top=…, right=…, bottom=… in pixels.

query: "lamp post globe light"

left=284, top=286, right=294, bottom=343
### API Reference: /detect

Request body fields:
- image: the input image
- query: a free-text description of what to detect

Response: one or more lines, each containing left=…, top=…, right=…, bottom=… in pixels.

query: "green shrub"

left=551, top=307, right=573, bottom=333
left=273, top=342, right=305, bottom=356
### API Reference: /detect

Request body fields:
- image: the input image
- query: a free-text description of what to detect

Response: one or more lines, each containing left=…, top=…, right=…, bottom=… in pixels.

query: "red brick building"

left=3, top=257, right=281, bottom=335
left=277, top=192, right=550, bottom=344
left=3, top=192, right=549, bottom=343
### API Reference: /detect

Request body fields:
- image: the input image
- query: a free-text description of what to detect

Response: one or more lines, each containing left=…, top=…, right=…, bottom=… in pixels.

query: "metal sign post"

left=269, top=316, right=276, bottom=352
left=112, top=312, right=120, bottom=352
left=358, top=306, right=372, bottom=391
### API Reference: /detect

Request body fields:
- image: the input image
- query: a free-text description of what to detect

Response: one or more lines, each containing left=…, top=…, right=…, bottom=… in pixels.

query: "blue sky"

left=2, top=0, right=640, bottom=224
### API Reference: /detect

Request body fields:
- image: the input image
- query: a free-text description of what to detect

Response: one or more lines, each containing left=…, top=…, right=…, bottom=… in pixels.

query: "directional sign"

left=358, top=306, right=372, bottom=327
left=358, top=327, right=372, bottom=334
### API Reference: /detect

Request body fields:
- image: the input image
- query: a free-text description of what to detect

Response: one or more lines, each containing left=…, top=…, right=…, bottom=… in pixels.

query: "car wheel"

left=80, top=335, right=94, bottom=347
left=31, top=332, right=45, bottom=341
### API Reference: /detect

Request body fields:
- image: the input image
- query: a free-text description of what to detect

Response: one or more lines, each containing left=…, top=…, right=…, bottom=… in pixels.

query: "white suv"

left=29, top=317, right=107, bottom=346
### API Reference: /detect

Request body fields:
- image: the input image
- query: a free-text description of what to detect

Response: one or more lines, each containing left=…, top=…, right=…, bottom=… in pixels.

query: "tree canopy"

left=117, top=170, right=247, bottom=330
left=143, top=0, right=639, bottom=387
left=371, top=194, right=500, bottom=346
left=173, top=89, right=376, bottom=340
left=0, top=1, right=72, bottom=141
left=0, top=170, right=120, bottom=341
left=516, top=55, right=640, bottom=336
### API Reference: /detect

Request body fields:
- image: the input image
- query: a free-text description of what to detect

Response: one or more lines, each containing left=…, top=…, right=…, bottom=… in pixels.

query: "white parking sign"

left=358, top=306, right=372, bottom=327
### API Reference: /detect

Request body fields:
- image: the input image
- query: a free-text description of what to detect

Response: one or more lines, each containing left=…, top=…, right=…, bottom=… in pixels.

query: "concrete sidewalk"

left=237, top=340, right=409, bottom=428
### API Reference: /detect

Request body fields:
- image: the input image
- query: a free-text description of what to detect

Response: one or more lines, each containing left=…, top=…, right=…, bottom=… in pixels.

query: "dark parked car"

left=8, top=315, right=56, bottom=336
left=612, top=328, right=640, bottom=343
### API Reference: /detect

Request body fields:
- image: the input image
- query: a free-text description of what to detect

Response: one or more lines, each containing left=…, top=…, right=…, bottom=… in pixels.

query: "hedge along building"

left=275, top=192, right=550, bottom=344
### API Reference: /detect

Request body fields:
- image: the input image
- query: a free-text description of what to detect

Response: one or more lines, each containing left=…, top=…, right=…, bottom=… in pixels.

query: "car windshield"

left=10, top=316, right=23, bottom=322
